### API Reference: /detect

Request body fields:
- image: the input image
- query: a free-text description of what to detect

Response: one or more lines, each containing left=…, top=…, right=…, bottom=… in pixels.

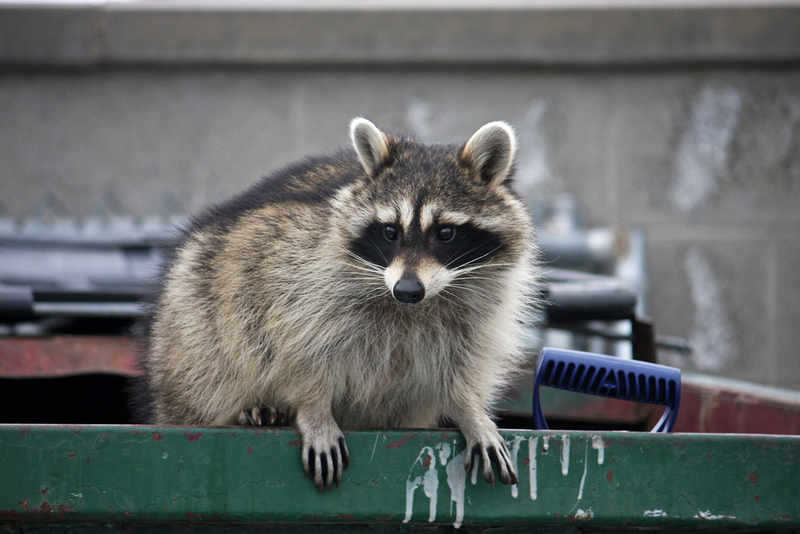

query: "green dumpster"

left=2, top=425, right=799, bottom=532
left=1, top=336, right=799, bottom=532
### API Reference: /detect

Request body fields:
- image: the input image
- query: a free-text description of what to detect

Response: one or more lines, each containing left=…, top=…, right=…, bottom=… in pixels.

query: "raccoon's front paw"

left=301, top=429, right=350, bottom=492
left=236, top=405, right=287, bottom=426
left=464, top=430, right=518, bottom=486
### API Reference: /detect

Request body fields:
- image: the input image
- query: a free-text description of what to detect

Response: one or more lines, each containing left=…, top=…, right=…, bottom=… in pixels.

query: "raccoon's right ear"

left=350, top=118, right=392, bottom=176
left=461, top=121, right=517, bottom=188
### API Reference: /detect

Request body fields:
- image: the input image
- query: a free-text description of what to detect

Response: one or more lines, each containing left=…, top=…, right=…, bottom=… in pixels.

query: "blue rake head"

left=532, top=348, right=682, bottom=433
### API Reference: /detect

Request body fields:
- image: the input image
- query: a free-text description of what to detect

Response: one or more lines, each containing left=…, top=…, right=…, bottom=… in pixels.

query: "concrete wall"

left=1, top=2, right=799, bottom=389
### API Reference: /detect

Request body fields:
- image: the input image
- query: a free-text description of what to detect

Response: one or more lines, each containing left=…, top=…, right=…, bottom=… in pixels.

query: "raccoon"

left=138, top=118, right=539, bottom=491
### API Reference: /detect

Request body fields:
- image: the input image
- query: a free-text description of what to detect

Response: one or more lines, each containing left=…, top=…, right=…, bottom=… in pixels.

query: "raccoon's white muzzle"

left=384, top=258, right=455, bottom=305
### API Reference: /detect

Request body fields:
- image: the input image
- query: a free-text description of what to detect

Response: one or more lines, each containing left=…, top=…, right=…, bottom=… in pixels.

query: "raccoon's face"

left=336, top=118, right=529, bottom=306
left=347, top=199, right=506, bottom=304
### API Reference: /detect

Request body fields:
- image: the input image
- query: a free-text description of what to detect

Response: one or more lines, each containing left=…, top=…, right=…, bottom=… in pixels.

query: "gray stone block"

left=3, top=4, right=800, bottom=67
left=0, top=6, right=96, bottom=66
left=0, top=71, right=296, bottom=217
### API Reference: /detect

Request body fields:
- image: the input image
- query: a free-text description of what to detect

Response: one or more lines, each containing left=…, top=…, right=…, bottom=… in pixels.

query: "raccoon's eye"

left=383, top=224, right=398, bottom=242
left=437, top=226, right=456, bottom=242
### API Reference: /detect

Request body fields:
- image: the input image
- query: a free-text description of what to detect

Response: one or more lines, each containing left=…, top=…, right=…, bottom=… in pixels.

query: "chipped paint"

left=387, top=433, right=418, bottom=450
left=184, top=431, right=203, bottom=443
left=644, top=509, right=668, bottom=517
left=695, top=510, right=737, bottom=521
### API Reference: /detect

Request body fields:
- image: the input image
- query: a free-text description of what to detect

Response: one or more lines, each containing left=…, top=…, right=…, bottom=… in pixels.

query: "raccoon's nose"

left=393, top=278, right=425, bottom=304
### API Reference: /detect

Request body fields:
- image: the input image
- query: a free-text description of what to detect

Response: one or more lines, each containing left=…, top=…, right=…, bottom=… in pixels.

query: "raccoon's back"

left=186, top=151, right=361, bottom=237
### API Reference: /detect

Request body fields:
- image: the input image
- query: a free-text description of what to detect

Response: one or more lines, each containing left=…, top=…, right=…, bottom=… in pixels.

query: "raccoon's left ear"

left=461, top=121, right=517, bottom=188
left=350, top=117, right=391, bottom=177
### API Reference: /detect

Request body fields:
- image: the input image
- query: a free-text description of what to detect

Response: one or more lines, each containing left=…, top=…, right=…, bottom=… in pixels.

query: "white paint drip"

left=560, top=434, right=570, bottom=476
left=508, top=436, right=524, bottom=498
left=685, top=248, right=735, bottom=372
left=439, top=443, right=451, bottom=466
left=670, top=86, right=742, bottom=212
left=591, top=435, right=605, bottom=465
left=405, top=435, right=616, bottom=528
left=528, top=437, right=538, bottom=501
left=644, top=509, right=668, bottom=518
left=569, top=443, right=590, bottom=516
left=403, top=446, right=436, bottom=524
left=446, top=449, right=468, bottom=529
left=404, top=476, right=422, bottom=523
left=576, top=444, right=588, bottom=503
left=403, top=442, right=470, bottom=529
left=470, top=453, right=479, bottom=485
left=423, top=461, right=439, bottom=522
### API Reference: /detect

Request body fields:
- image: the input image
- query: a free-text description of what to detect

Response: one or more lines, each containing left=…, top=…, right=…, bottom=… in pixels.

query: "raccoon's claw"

left=237, top=405, right=287, bottom=427
left=464, top=436, right=518, bottom=487
left=261, top=406, right=289, bottom=426
left=237, top=406, right=262, bottom=426
left=303, top=435, right=350, bottom=491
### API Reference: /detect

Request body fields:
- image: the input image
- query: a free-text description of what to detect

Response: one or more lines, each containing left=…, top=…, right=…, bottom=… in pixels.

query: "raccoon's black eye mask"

left=436, top=224, right=504, bottom=269
left=349, top=221, right=504, bottom=270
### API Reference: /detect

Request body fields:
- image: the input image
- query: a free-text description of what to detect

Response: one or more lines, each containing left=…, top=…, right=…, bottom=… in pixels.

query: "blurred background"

left=1, top=0, right=799, bottom=394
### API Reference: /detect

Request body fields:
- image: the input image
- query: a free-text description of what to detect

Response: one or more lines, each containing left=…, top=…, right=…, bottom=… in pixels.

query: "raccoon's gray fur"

left=139, top=118, right=539, bottom=491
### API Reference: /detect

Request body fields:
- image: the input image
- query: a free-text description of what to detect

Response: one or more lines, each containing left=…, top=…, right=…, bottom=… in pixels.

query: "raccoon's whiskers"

left=338, top=253, right=392, bottom=302
left=343, top=250, right=384, bottom=272
left=447, top=243, right=503, bottom=270
left=341, top=254, right=386, bottom=284
left=446, top=281, right=499, bottom=304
